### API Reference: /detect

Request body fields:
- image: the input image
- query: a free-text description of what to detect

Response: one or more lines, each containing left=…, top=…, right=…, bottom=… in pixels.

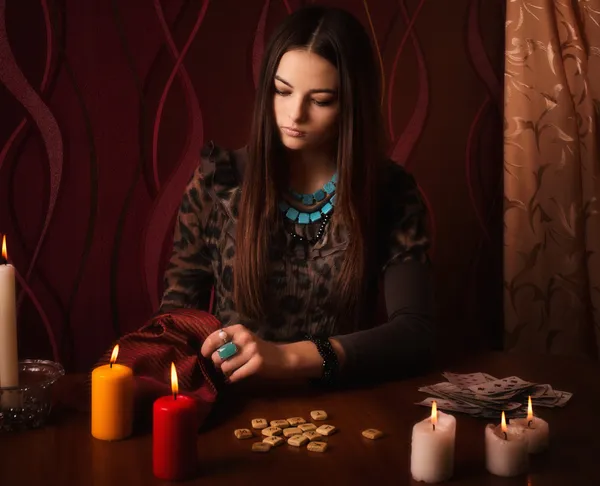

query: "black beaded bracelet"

left=305, top=334, right=339, bottom=387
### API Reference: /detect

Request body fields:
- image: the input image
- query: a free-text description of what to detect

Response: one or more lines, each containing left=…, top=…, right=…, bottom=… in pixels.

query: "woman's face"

left=273, top=49, right=340, bottom=152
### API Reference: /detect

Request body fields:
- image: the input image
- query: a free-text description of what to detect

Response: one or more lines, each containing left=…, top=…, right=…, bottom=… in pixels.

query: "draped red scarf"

left=95, top=309, right=223, bottom=425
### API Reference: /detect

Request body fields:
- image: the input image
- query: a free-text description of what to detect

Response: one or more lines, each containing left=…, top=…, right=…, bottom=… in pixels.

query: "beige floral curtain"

left=504, top=0, right=600, bottom=359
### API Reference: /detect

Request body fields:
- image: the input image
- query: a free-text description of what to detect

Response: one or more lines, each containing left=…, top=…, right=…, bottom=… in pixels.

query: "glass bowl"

left=0, top=359, right=65, bottom=432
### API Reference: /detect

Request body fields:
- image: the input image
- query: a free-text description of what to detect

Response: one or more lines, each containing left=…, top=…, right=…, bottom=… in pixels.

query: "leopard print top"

left=159, top=142, right=430, bottom=344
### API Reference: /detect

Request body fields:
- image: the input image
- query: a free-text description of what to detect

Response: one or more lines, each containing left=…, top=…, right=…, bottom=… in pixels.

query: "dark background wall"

left=0, top=0, right=505, bottom=372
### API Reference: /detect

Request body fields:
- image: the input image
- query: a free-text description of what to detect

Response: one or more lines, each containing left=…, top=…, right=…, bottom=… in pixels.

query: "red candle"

left=153, top=363, right=199, bottom=480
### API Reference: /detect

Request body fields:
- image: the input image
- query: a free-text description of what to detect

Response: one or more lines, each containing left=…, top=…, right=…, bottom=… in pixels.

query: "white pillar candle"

left=411, top=401, right=456, bottom=483
left=485, top=411, right=528, bottom=477
left=0, top=236, right=19, bottom=403
left=510, top=396, right=549, bottom=453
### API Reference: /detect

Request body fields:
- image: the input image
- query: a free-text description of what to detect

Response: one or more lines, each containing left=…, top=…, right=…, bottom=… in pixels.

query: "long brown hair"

left=234, top=6, right=386, bottom=324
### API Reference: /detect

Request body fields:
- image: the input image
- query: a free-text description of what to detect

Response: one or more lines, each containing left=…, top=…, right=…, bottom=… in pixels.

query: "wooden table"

left=0, top=351, right=598, bottom=485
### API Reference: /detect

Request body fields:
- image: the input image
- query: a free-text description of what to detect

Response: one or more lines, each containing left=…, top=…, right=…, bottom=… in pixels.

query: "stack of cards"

left=416, top=372, right=573, bottom=418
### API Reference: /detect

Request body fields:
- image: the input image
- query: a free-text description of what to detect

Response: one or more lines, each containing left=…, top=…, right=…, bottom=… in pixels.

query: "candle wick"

left=432, top=424, right=435, bottom=431
left=503, top=431, right=508, bottom=440
left=528, top=419, right=533, bottom=428
left=174, top=392, right=178, bottom=401
left=109, top=362, right=113, bottom=369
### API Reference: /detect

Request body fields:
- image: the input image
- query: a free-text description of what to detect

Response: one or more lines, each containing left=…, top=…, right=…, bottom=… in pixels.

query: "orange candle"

left=91, top=345, right=133, bottom=440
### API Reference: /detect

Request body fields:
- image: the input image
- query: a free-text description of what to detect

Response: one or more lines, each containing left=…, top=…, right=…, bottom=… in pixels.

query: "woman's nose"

left=289, top=97, right=307, bottom=123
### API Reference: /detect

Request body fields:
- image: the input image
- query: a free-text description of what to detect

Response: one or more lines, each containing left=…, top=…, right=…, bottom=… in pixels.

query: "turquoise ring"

left=217, top=341, right=238, bottom=360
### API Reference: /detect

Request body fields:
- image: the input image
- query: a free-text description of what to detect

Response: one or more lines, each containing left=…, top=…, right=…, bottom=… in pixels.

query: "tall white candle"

left=485, top=411, right=528, bottom=477
left=510, top=396, right=549, bottom=453
left=0, top=235, right=19, bottom=397
left=411, top=401, right=456, bottom=483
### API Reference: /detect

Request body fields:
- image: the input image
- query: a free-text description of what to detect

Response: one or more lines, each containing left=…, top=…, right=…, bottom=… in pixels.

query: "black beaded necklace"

left=286, top=212, right=332, bottom=246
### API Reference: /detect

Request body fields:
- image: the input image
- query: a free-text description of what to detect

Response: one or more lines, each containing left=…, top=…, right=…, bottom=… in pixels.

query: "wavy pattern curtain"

left=504, top=0, right=600, bottom=358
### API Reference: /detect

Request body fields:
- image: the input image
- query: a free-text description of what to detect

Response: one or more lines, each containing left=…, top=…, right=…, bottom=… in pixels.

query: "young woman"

left=159, top=6, right=434, bottom=387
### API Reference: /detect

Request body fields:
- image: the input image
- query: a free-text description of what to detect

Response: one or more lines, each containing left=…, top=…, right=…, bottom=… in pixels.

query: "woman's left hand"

left=200, top=324, right=293, bottom=383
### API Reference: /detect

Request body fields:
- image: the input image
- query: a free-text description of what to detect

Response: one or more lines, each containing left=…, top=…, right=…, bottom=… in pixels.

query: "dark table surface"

left=0, top=351, right=598, bottom=486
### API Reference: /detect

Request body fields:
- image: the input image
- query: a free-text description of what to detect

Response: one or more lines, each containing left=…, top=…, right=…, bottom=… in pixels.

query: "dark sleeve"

left=159, top=164, right=215, bottom=312
left=333, top=164, right=434, bottom=380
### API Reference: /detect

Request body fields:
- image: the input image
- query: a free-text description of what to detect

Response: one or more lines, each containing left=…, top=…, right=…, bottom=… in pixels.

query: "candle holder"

left=0, top=359, right=65, bottom=432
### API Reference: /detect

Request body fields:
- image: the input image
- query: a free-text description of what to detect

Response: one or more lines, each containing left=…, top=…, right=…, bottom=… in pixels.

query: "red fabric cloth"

left=96, top=309, right=223, bottom=426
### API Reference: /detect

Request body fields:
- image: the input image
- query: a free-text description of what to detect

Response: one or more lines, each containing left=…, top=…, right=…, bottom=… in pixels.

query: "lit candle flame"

left=431, top=400, right=438, bottom=430
left=1, top=235, right=7, bottom=260
left=527, top=396, right=533, bottom=422
left=110, top=344, right=119, bottom=366
left=171, top=362, right=179, bottom=398
left=501, top=411, right=508, bottom=434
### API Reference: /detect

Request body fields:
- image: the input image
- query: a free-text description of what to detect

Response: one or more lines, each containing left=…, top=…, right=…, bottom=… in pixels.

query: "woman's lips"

left=281, top=127, right=306, bottom=137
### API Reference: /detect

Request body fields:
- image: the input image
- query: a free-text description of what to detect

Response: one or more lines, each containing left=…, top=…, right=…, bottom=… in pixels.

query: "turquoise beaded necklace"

left=279, top=172, right=337, bottom=224
left=290, top=173, right=337, bottom=205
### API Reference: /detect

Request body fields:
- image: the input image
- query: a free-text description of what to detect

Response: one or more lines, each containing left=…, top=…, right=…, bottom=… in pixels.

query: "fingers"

left=228, top=354, right=264, bottom=383
left=199, top=325, right=263, bottom=384
left=200, top=324, right=245, bottom=358
left=219, top=341, right=257, bottom=375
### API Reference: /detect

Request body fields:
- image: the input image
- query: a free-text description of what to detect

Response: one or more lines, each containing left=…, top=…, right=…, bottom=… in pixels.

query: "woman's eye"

left=274, top=87, right=334, bottom=106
